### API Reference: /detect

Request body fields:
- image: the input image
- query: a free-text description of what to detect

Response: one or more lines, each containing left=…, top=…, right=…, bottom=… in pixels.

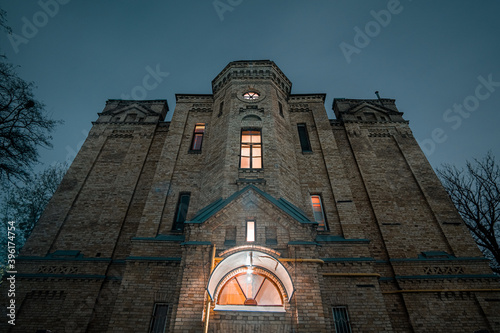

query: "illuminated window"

left=297, top=123, right=312, bottom=152
left=243, top=91, right=259, bottom=100
left=310, top=195, right=327, bottom=231
left=190, top=123, right=205, bottom=151
left=240, top=130, right=262, bottom=169
left=149, top=303, right=168, bottom=333
left=172, top=193, right=190, bottom=232
left=218, top=272, right=282, bottom=306
left=246, top=220, right=255, bottom=242
left=332, top=306, right=352, bottom=333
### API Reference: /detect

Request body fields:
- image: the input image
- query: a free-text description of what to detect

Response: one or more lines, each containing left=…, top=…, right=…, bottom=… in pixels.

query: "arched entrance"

left=207, top=249, right=294, bottom=312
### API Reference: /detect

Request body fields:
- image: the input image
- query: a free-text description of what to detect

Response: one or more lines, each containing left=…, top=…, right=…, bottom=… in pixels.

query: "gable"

left=185, top=186, right=316, bottom=247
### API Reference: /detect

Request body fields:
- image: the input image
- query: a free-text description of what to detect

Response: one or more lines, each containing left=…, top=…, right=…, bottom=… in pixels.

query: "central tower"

left=199, top=60, right=301, bottom=205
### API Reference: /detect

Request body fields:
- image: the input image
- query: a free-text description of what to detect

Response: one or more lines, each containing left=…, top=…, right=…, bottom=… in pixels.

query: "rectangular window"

left=225, top=226, right=236, bottom=246
left=310, top=195, right=327, bottom=231
left=297, top=123, right=312, bottom=152
left=279, top=102, right=284, bottom=117
left=246, top=220, right=255, bottom=242
left=172, top=193, right=190, bottom=231
left=265, top=226, right=277, bottom=245
left=332, top=306, right=352, bottom=333
left=240, top=130, right=262, bottom=169
left=190, top=123, right=205, bottom=151
left=218, top=101, right=224, bottom=117
left=150, top=303, right=168, bottom=333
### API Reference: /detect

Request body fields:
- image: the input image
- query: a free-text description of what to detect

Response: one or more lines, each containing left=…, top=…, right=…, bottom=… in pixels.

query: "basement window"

left=332, top=306, right=352, bottom=333
left=149, top=303, right=168, bottom=333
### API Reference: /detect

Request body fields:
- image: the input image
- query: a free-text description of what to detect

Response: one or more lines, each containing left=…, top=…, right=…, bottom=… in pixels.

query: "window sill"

left=301, top=150, right=313, bottom=155
left=238, top=168, right=263, bottom=172
left=214, top=305, right=285, bottom=313
left=188, top=150, right=202, bottom=154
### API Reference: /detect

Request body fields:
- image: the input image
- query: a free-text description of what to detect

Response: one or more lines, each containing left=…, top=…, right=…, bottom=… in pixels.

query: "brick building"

left=3, top=60, right=500, bottom=332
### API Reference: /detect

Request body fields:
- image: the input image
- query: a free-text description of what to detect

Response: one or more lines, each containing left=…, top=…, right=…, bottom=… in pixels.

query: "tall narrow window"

left=190, top=123, right=205, bottom=151
left=297, top=123, right=312, bottom=152
left=172, top=193, right=190, bottom=231
left=150, top=303, right=168, bottom=333
left=246, top=220, right=255, bottom=242
left=310, top=195, right=327, bottom=231
left=332, top=306, right=352, bottom=333
left=218, top=101, right=224, bottom=117
left=240, top=130, right=262, bottom=169
left=279, top=102, right=284, bottom=117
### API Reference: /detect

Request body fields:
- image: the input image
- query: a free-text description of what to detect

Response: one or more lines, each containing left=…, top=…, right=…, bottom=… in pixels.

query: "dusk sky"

left=1, top=0, right=499, bottom=173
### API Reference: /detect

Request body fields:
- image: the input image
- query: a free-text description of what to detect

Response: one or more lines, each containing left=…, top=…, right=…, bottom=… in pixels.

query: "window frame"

left=149, top=303, right=169, bottom=333
left=239, top=129, right=263, bottom=169
left=172, top=192, right=191, bottom=232
left=246, top=219, right=256, bottom=242
left=189, top=123, right=206, bottom=152
left=332, top=306, right=352, bottom=333
left=310, top=194, right=328, bottom=231
left=297, top=123, right=312, bottom=152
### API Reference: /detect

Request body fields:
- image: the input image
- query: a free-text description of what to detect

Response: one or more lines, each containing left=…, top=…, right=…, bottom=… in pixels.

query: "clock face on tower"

left=243, top=91, right=260, bottom=100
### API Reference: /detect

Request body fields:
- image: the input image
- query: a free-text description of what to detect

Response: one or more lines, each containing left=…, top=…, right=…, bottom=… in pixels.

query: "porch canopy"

left=207, top=249, right=294, bottom=301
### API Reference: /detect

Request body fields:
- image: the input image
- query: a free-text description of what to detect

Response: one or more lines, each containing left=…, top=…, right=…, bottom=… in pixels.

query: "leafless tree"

left=1, top=162, right=67, bottom=272
left=0, top=8, right=61, bottom=183
left=437, top=152, right=500, bottom=274
left=0, top=61, right=62, bottom=183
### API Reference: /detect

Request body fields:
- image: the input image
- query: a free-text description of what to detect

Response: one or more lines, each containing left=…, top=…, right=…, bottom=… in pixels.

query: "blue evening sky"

left=1, top=0, right=499, bottom=172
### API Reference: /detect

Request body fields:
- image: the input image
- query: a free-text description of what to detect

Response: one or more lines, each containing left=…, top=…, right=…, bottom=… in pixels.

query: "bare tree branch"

left=437, top=152, right=500, bottom=273
left=0, top=61, right=62, bottom=183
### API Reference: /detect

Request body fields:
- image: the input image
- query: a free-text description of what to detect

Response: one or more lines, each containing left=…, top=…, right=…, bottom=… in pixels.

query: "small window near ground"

left=332, top=306, right=352, bottom=333
left=190, top=123, right=206, bottom=151
left=150, top=303, right=168, bottom=333
left=310, top=195, right=328, bottom=231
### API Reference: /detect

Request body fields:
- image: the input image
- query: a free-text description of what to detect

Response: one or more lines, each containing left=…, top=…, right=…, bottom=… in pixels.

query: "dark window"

left=150, top=303, right=168, bottom=333
left=218, top=101, right=224, bottom=117
left=125, top=114, right=137, bottom=122
left=190, top=123, right=205, bottom=151
left=225, top=226, right=236, bottom=246
left=332, top=306, right=352, bottom=333
left=265, top=226, right=277, bottom=245
left=310, top=195, right=328, bottom=231
left=279, top=102, right=284, bottom=117
left=297, top=123, right=312, bottom=152
left=172, top=193, right=190, bottom=231
left=240, top=130, right=262, bottom=169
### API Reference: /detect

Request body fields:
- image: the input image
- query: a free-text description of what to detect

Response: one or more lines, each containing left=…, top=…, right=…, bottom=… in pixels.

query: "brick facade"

left=2, top=60, right=499, bottom=332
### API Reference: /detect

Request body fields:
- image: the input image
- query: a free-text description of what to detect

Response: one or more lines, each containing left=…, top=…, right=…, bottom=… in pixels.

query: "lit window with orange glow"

left=218, top=272, right=282, bottom=306
left=246, top=220, right=255, bottom=242
left=190, top=123, right=205, bottom=151
left=240, top=130, right=262, bottom=169
left=310, top=195, right=328, bottom=231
